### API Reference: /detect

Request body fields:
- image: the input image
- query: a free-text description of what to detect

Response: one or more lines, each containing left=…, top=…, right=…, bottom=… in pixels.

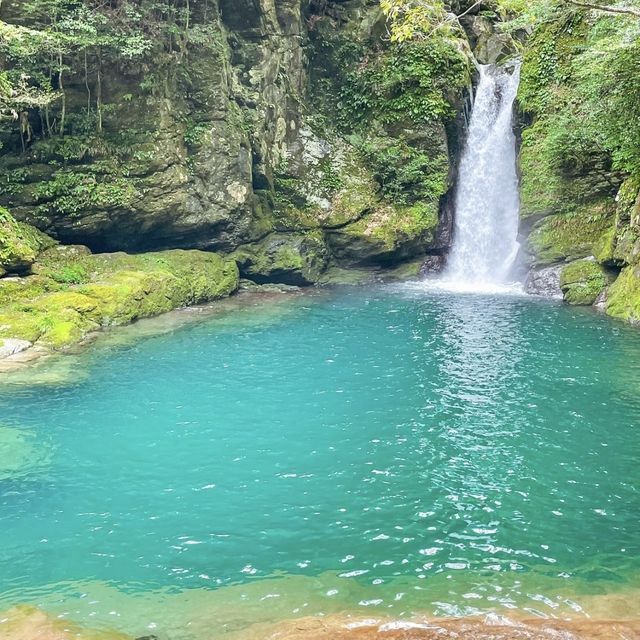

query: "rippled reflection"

left=0, top=285, right=639, bottom=638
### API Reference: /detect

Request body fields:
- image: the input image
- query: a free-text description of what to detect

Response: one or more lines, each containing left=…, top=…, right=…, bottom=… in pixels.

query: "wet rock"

left=605, top=265, right=640, bottom=323
left=420, top=255, right=444, bottom=277
left=0, top=246, right=239, bottom=350
left=233, top=232, right=329, bottom=286
left=0, top=338, right=32, bottom=359
left=524, top=264, right=563, bottom=298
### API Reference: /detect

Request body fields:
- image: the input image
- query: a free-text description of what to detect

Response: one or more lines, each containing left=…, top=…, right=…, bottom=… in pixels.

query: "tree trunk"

left=84, top=50, right=91, bottom=115
left=97, top=58, right=103, bottom=134
left=58, top=51, right=66, bottom=136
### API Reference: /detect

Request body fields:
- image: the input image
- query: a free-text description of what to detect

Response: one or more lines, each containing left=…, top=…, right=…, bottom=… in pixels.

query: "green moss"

left=593, top=225, right=618, bottom=265
left=0, top=276, right=59, bottom=307
left=346, top=202, right=439, bottom=248
left=0, top=207, right=55, bottom=276
left=0, top=246, right=239, bottom=350
left=611, top=177, right=640, bottom=265
left=527, top=203, right=615, bottom=266
left=233, top=232, right=329, bottom=285
left=519, top=121, right=567, bottom=219
left=559, top=259, right=609, bottom=305
left=606, top=266, right=640, bottom=323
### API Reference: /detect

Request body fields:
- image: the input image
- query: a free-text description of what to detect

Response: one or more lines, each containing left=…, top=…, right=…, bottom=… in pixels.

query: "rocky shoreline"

left=3, top=606, right=640, bottom=640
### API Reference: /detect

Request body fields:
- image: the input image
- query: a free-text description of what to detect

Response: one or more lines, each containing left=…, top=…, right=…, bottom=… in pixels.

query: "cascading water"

left=442, top=62, right=521, bottom=290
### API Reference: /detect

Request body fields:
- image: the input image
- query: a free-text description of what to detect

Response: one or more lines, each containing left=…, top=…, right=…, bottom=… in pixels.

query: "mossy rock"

left=0, top=246, right=239, bottom=350
left=233, top=232, right=329, bottom=286
left=559, top=259, right=610, bottom=306
left=611, top=177, right=640, bottom=265
left=273, top=137, right=380, bottom=233
left=326, top=202, right=439, bottom=266
left=0, top=207, right=56, bottom=276
left=606, top=266, right=640, bottom=323
left=527, top=204, right=615, bottom=266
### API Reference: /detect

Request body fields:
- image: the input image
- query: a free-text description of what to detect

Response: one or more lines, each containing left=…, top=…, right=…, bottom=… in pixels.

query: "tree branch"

left=566, top=0, right=640, bottom=18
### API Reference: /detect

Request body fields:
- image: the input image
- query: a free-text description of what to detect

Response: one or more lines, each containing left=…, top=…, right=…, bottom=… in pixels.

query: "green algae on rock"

left=232, top=232, right=329, bottom=286
left=0, top=605, right=131, bottom=640
left=0, top=246, right=239, bottom=352
left=0, top=207, right=56, bottom=277
left=526, top=204, right=615, bottom=267
left=606, top=266, right=640, bottom=324
left=559, top=259, right=610, bottom=306
left=0, top=424, right=51, bottom=481
left=326, top=203, right=439, bottom=266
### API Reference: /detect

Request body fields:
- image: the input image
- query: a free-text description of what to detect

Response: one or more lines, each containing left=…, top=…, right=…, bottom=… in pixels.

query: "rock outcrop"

left=0, top=0, right=472, bottom=285
left=0, top=209, right=239, bottom=353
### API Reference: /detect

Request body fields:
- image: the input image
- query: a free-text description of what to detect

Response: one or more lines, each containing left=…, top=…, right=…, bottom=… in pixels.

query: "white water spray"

left=441, top=63, right=521, bottom=291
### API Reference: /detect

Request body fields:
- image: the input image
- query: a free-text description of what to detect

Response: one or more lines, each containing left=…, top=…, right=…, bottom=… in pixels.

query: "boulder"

left=0, top=246, right=240, bottom=350
left=559, top=259, right=611, bottom=305
left=525, top=264, right=563, bottom=298
left=233, top=233, right=329, bottom=285
left=0, top=208, right=55, bottom=276
left=0, top=338, right=32, bottom=359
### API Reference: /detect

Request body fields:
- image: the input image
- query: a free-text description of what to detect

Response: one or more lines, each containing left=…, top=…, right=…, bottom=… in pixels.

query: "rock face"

left=524, top=264, right=563, bottom=298
left=0, top=212, right=239, bottom=352
left=515, top=8, right=640, bottom=322
left=0, top=0, right=473, bottom=285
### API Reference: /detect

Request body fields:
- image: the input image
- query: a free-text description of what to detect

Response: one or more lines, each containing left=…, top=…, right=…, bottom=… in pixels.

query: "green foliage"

left=49, top=263, right=89, bottom=284
left=0, top=168, right=29, bottom=197
left=317, top=159, right=344, bottom=193
left=0, top=0, right=213, bottom=144
left=352, top=134, right=448, bottom=206
left=34, top=170, right=138, bottom=217
left=183, top=120, right=210, bottom=147
left=337, top=39, right=469, bottom=128
left=518, top=0, right=640, bottom=217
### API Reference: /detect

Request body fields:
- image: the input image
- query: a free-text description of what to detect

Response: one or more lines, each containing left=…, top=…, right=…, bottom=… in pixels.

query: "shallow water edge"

left=0, top=285, right=310, bottom=378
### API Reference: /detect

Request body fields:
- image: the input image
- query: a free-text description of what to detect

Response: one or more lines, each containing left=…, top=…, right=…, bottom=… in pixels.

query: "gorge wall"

left=516, top=4, right=640, bottom=320
left=0, top=0, right=484, bottom=288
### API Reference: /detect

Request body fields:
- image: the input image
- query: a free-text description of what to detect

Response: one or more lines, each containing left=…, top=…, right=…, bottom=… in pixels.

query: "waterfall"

left=442, top=62, right=521, bottom=290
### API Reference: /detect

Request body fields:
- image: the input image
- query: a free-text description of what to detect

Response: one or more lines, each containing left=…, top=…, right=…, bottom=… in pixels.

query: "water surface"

left=0, top=285, right=638, bottom=638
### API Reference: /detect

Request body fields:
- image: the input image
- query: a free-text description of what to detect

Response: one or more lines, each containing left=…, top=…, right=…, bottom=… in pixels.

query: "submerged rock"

left=230, top=612, right=640, bottom=640
left=0, top=605, right=131, bottom=640
left=0, top=425, right=51, bottom=481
